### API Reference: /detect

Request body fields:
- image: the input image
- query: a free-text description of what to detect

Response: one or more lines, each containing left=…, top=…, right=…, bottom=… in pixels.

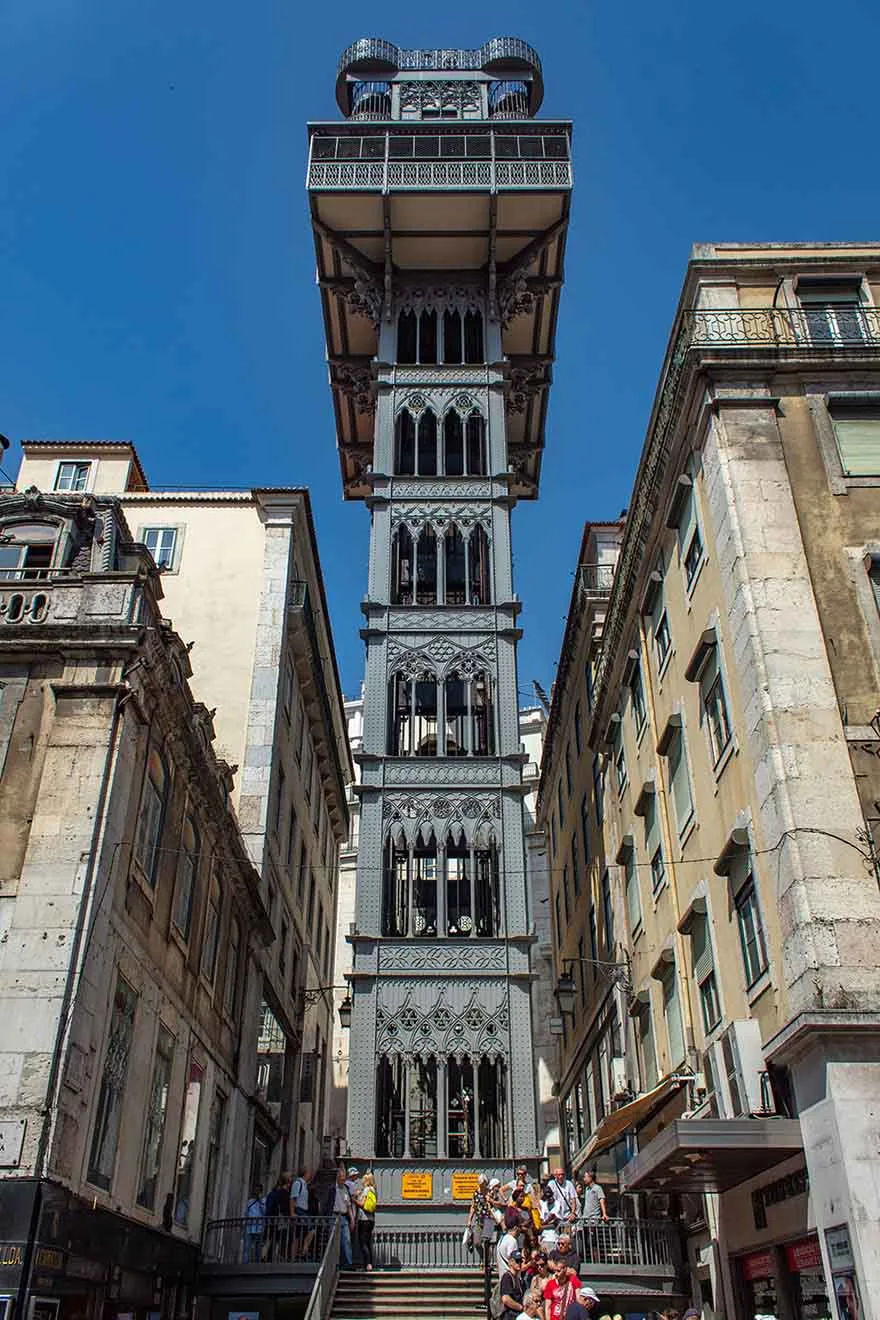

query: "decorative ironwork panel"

left=383, top=760, right=501, bottom=789
left=380, top=942, right=508, bottom=972
left=382, top=791, right=501, bottom=846
left=376, top=981, right=509, bottom=1060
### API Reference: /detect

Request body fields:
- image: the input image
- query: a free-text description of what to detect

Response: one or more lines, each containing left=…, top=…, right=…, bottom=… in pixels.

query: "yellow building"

left=541, top=245, right=880, bottom=1320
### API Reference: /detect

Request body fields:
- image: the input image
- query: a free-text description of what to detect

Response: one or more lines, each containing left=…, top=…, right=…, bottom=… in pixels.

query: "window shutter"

left=833, top=416, right=880, bottom=475
left=669, top=733, right=693, bottom=830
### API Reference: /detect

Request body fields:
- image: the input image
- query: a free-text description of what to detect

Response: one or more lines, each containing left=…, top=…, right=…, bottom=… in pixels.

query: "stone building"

left=0, top=471, right=270, bottom=1320
left=10, top=440, right=353, bottom=1191
left=307, top=36, right=572, bottom=1209
left=543, top=245, right=880, bottom=1320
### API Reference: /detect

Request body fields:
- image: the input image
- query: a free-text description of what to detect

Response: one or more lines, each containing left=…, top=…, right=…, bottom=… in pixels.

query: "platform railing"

left=573, top=1217, right=679, bottom=1268
left=303, top=1217, right=341, bottom=1320
left=371, top=1226, right=476, bottom=1271
left=202, top=1215, right=335, bottom=1266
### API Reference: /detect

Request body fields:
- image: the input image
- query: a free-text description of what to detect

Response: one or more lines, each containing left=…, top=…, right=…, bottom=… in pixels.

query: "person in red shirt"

left=543, top=1253, right=581, bottom=1320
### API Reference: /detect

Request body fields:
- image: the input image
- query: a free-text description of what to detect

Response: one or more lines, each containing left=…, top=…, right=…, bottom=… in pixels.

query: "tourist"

left=565, top=1286, right=601, bottom=1320
left=552, top=1230, right=581, bottom=1274
left=499, top=1249, right=526, bottom=1319
left=467, top=1174, right=496, bottom=1256
left=496, top=1216, right=522, bottom=1276
left=578, top=1171, right=608, bottom=1225
left=326, top=1167, right=354, bottom=1267
left=524, top=1249, right=550, bottom=1295
left=488, top=1177, right=508, bottom=1226
left=543, top=1253, right=582, bottom=1320
left=265, top=1173, right=292, bottom=1261
left=243, top=1184, right=265, bottom=1263
left=290, top=1168, right=310, bottom=1216
left=545, top=1167, right=580, bottom=1227
left=354, top=1171, right=377, bottom=1271
left=523, top=1291, right=544, bottom=1318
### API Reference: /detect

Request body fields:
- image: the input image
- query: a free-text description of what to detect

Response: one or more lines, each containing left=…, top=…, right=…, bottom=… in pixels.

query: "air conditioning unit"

left=610, top=1056, right=628, bottom=1096
left=710, top=1020, right=766, bottom=1117
left=683, top=1069, right=720, bottom=1118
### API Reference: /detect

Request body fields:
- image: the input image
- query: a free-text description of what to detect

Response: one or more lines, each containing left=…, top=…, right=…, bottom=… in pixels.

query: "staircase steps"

left=331, top=1269, right=486, bottom=1320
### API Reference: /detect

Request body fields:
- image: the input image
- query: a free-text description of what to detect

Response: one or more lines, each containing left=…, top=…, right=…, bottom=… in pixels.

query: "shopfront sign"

left=28, top=1298, right=59, bottom=1320
left=751, top=1166, right=809, bottom=1230
left=451, top=1173, right=480, bottom=1201
left=401, top=1172, right=433, bottom=1200
left=786, top=1237, right=822, bottom=1272
left=0, top=1248, right=22, bottom=1271
left=741, top=1250, right=775, bottom=1281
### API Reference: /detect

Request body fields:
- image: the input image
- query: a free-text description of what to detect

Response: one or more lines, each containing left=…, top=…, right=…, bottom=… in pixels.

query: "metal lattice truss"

left=376, top=984, right=509, bottom=1061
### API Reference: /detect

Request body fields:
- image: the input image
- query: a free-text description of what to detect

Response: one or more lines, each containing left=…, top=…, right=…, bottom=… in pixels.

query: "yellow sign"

left=452, top=1172, right=480, bottom=1201
left=401, top=1172, right=433, bottom=1200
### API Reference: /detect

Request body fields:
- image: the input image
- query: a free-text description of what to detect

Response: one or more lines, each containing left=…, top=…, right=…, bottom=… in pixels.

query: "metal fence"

left=683, top=304, right=880, bottom=351
left=202, top=1215, right=335, bottom=1266
left=573, top=1218, right=678, bottom=1268
left=371, top=1227, right=475, bottom=1271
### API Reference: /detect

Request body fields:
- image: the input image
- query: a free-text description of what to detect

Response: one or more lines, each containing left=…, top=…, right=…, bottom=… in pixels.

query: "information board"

left=401, top=1172, right=433, bottom=1200
left=451, top=1173, right=480, bottom=1201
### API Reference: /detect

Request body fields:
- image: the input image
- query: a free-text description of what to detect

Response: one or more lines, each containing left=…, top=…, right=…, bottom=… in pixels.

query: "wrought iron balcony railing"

left=307, top=127, right=571, bottom=192
left=573, top=1218, right=681, bottom=1271
left=202, top=1214, right=334, bottom=1266
left=681, top=303, right=880, bottom=352
left=578, top=562, right=616, bottom=599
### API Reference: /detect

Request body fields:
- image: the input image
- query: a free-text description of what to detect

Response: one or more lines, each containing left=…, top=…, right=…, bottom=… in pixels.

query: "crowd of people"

left=243, top=1164, right=377, bottom=1269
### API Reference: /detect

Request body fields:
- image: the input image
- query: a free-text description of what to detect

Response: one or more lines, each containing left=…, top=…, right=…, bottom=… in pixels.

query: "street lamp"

left=337, top=991, right=353, bottom=1030
left=554, top=956, right=633, bottom=1014
left=554, top=971, right=577, bottom=1017
left=301, top=984, right=354, bottom=1029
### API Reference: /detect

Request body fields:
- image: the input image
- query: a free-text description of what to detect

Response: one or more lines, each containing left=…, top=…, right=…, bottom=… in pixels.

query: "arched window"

left=474, top=841, right=500, bottom=936
left=382, top=835, right=409, bottom=936
left=445, top=832, right=471, bottom=934
left=392, top=526, right=414, bottom=605
left=172, top=815, right=199, bottom=939
left=388, top=672, right=438, bottom=756
left=412, top=832, right=438, bottom=936
left=414, top=526, right=437, bottom=605
left=447, top=1056, right=475, bottom=1157
left=464, top=310, right=484, bottom=363
left=0, top=521, right=59, bottom=581
left=443, top=671, right=494, bottom=756
left=472, top=672, right=494, bottom=755
left=134, top=748, right=167, bottom=886
left=445, top=528, right=466, bottom=605
left=443, top=411, right=464, bottom=476
left=470, top=524, right=490, bottom=604
left=465, top=412, right=487, bottom=475
left=444, top=525, right=490, bottom=605
left=395, top=411, right=416, bottom=475
left=417, top=410, right=438, bottom=476
left=419, top=311, right=437, bottom=364
left=444, top=673, right=468, bottom=756
left=477, top=1057, right=507, bottom=1157
left=443, top=310, right=463, bottom=364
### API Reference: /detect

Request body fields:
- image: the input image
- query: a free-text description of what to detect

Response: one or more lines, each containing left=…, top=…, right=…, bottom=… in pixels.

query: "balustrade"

left=202, top=1214, right=334, bottom=1266
left=573, top=1217, right=679, bottom=1269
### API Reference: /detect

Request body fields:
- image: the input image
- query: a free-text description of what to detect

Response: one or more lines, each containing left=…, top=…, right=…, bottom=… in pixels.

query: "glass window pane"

left=88, top=975, right=138, bottom=1189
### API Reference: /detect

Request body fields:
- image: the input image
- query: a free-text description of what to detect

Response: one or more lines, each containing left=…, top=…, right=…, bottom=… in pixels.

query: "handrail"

left=202, top=1214, right=335, bottom=1266
left=370, top=1226, right=477, bottom=1271
left=572, top=1217, right=679, bottom=1268
left=304, top=1216, right=341, bottom=1320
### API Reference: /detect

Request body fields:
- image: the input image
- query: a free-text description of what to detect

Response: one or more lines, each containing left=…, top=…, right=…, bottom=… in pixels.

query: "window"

left=637, top=1002, right=658, bottom=1090
left=704, top=667, right=732, bottom=766
left=133, top=749, right=167, bottom=887
left=586, top=658, right=596, bottom=713
left=650, top=846, right=666, bottom=893
left=556, top=778, right=564, bottom=825
left=562, top=865, right=570, bottom=922
left=565, top=744, right=573, bottom=796
left=88, top=974, right=138, bottom=1190
left=202, top=874, right=221, bottom=984
left=798, top=279, right=867, bottom=345
left=577, top=936, right=587, bottom=1003
left=0, top=522, right=58, bottom=580
left=273, top=766, right=285, bottom=836
left=601, top=869, right=614, bottom=952
left=280, top=917, right=289, bottom=979
left=174, top=1058, right=205, bottom=1226
left=593, top=756, right=604, bottom=826
left=286, top=806, right=298, bottom=869
left=574, top=702, right=583, bottom=754
left=654, top=608, right=672, bottom=670
left=661, top=967, right=686, bottom=1066
left=614, top=730, right=628, bottom=794
left=443, top=409, right=487, bottom=476
left=55, top=460, right=90, bottom=492
left=700, top=971, right=721, bottom=1035
left=735, top=877, right=769, bottom=988
left=282, top=659, right=295, bottom=720
left=666, top=726, right=694, bottom=838
left=137, top=1023, right=175, bottom=1209
left=225, top=917, right=241, bottom=1015
left=684, top=525, right=704, bottom=589
left=142, top=527, right=178, bottom=571
left=172, top=816, right=198, bottom=939
left=589, top=904, right=598, bottom=964
left=630, top=664, right=647, bottom=735
left=869, top=557, right=880, bottom=613
left=643, top=794, right=665, bottom=894
left=829, top=402, right=880, bottom=477
left=580, top=793, right=590, bottom=866
left=624, top=846, right=641, bottom=935
left=571, top=834, right=580, bottom=897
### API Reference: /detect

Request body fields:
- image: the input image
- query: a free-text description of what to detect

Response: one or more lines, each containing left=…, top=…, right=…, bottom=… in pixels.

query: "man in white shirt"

left=546, top=1166, right=580, bottom=1226
left=496, top=1225, right=521, bottom=1277
left=290, top=1169, right=310, bottom=1215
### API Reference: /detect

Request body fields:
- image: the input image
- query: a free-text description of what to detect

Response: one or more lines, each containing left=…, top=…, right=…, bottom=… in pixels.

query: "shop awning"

left=581, top=1075, right=687, bottom=1160
left=621, top=1117, right=803, bottom=1193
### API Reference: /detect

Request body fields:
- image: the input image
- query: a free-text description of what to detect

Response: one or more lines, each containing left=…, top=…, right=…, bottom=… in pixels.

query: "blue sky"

left=2, top=0, right=879, bottom=701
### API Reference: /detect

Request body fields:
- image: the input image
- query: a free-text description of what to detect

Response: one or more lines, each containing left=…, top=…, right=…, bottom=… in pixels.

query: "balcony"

left=0, top=570, right=145, bottom=630
left=571, top=1218, right=685, bottom=1306
left=577, top=562, right=616, bottom=600
left=682, top=303, right=880, bottom=353
left=307, top=126, right=572, bottom=193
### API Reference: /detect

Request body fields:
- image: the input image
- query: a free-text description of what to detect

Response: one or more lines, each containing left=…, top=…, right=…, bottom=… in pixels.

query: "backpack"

left=489, top=1282, right=505, bottom=1319
left=362, top=1187, right=377, bottom=1214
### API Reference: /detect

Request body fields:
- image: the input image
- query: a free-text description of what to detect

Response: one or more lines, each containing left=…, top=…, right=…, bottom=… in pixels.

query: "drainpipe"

left=16, top=679, right=131, bottom=1320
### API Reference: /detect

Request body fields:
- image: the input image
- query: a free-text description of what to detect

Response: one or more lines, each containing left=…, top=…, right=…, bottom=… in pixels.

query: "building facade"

left=0, top=475, right=270, bottom=1320
left=543, top=245, right=880, bottom=1320
left=11, top=441, right=353, bottom=1191
left=307, top=37, right=572, bottom=1207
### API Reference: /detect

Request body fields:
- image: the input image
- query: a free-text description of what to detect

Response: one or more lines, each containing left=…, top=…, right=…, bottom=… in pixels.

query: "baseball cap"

left=347, top=1166, right=359, bottom=1176
left=489, top=1177, right=501, bottom=1188
left=577, top=1289, right=600, bottom=1304
left=509, top=1250, right=524, bottom=1263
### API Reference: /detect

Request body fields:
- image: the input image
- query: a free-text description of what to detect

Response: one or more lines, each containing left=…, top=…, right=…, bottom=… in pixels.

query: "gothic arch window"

left=444, top=523, right=490, bottom=605
left=443, top=310, right=463, bottom=364
left=466, top=411, right=487, bottom=475
left=381, top=831, right=438, bottom=936
left=417, top=410, right=438, bottom=476
left=464, top=310, right=484, bottom=363
left=382, top=834, right=409, bottom=936
left=445, top=527, right=467, bottom=604
left=470, top=524, right=490, bottom=603
left=388, top=671, right=438, bottom=756
left=395, top=410, right=416, bottom=475
left=376, top=1053, right=505, bottom=1159
left=444, top=668, right=494, bottom=757
left=443, top=411, right=464, bottom=475
left=445, top=831, right=500, bottom=936
left=415, top=526, right=437, bottom=603
left=393, top=525, right=437, bottom=605
left=398, top=305, right=484, bottom=365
